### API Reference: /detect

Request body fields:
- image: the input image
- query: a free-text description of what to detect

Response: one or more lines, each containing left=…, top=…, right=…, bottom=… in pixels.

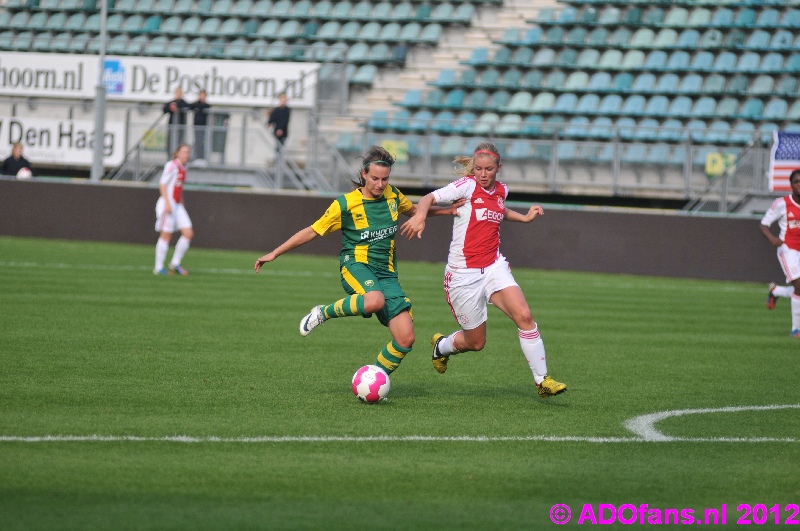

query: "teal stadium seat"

left=28, top=11, right=48, bottom=30
left=173, top=0, right=193, bottom=13
left=644, top=51, right=667, bottom=70
left=710, top=8, right=733, bottom=27
left=419, top=24, right=443, bottom=44
left=644, top=96, right=669, bottom=117
left=562, top=116, right=590, bottom=139
left=45, top=12, right=66, bottom=30
left=554, top=93, right=578, bottom=114
left=787, top=54, right=800, bottom=73
left=715, top=97, right=738, bottom=118
left=565, top=71, right=589, bottom=90
left=251, top=0, right=272, bottom=16
left=685, top=120, right=708, bottom=143
left=367, top=43, right=391, bottom=62
left=764, top=99, right=788, bottom=120
left=198, top=17, right=222, bottom=36
left=558, top=48, right=577, bottom=66
left=122, top=14, right=144, bottom=32
left=211, top=0, right=233, bottom=15
left=544, top=26, right=564, bottom=45
left=67, top=32, right=90, bottom=53
left=588, top=116, right=613, bottom=139
left=346, top=42, right=368, bottom=62
left=678, top=73, right=703, bottom=93
left=292, top=0, right=311, bottom=18
left=777, top=77, right=798, bottom=95
left=612, top=73, right=633, bottom=91
left=160, top=15, right=181, bottom=33
left=733, top=9, right=755, bottom=27
left=577, top=94, right=601, bottom=115
left=665, top=51, right=690, bottom=71
left=566, top=27, right=586, bottom=46
left=145, top=34, right=168, bottom=55
left=522, top=70, right=544, bottom=89
left=770, top=30, right=793, bottom=50
left=11, top=31, right=33, bottom=52
left=657, top=119, right=684, bottom=142
left=542, top=71, right=565, bottom=89
left=532, top=48, right=556, bottom=66
left=623, top=7, right=642, bottom=25
left=598, top=6, right=620, bottom=24
left=599, top=94, right=622, bottom=115
left=507, top=91, right=532, bottom=112
left=278, top=20, right=301, bottom=39
left=114, top=0, right=135, bottom=12
left=667, top=96, right=692, bottom=118
left=586, top=28, right=607, bottom=46
left=32, top=32, right=52, bottom=52
left=474, top=113, right=500, bottom=135
left=510, top=47, right=532, bottom=66
left=220, top=18, right=242, bottom=36
left=730, top=122, right=756, bottom=144
left=457, top=69, right=477, bottom=88
left=430, top=111, right=455, bottom=133
left=370, top=1, right=391, bottom=19
left=271, top=0, right=293, bottom=17
left=391, top=2, right=412, bottom=20
left=521, top=115, right=543, bottom=136
left=727, top=74, right=748, bottom=92
left=9, top=12, right=30, bottom=29
left=621, top=95, right=646, bottom=115
left=738, top=98, right=764, bottom=120
left=607, top=28, right=631, bottom=47
left=598, top=50, right=623, bottom=69
left=588, top=71, right=611, bottom=90
left=500, top=69, right=521, bottom=89
left=788, top=101, right=800, bottom=122
left=531, top=92, right=556, bottom=112
left=630, top=28, right=654, bottom=48
left=677, top=29, right=700, bottom=48
left=781, top=9, right=800, bottom=27
left=690, top=51, right=714, bottom=71
left=756, top=9, right=780, bottom=27
left=488, top=90, right=510, bottom=111
left=642, top=7, right=664, bottom=25
left=330, top=1, right=352, bottom=20
left=760, top=53, right=783, bottom=72
left=399, top=23, right=421, bottom=43
left=179, top=16, right=201, bottom=35
left=687, top=8, right=711, bottom=27
left=656, top=73, right=679, bottom=93
left=699, top=29, right=722, bottom=48
left=712, top=52, right=736, bottom=72
left=692, top=97, right=717, bottom=118
left=430, top=3, right=454, bottom=22
left=577, top=49, right=600, bottom=68
left=51, top=32, right=72, bottom=52
left=737, top=52, right=761, bottom=73
left=654, top=28, right=678, bottom=48
left=153, top=0, right=173, bottom=12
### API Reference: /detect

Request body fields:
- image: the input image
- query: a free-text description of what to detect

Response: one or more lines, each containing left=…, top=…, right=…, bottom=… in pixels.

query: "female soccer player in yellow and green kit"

left=255, top=145, right=461, bottom=375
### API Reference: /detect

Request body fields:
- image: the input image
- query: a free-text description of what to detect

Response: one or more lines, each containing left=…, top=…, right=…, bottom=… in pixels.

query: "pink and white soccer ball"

left=351, top=365, right=390, bottom=403
left=16, top=167, right=32, bottom=179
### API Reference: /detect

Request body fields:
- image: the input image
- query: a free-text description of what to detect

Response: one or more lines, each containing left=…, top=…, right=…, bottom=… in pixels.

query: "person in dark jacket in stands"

left=163, top=87, right=190, bottom=157
left=1, top=143, right=33, bottom=177
left=190, top=90, right=211, bottom=162
left=267, top=92, right=291, bottom=156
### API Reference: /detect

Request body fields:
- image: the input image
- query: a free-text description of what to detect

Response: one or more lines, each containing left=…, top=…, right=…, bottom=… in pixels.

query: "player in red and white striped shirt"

left=401, top=142, right=566, bottom=399
left=761, top=169, right=800, bottom=336
left=153, top=144, right=193, bottom=276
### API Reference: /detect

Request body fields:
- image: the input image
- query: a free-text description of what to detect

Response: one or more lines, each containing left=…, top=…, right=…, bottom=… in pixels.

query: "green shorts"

left=340, top=262, right=412, bottom=327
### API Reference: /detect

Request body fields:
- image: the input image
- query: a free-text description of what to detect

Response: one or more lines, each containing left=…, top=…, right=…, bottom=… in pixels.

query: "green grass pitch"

left=1, top=236, right=798, bottom=530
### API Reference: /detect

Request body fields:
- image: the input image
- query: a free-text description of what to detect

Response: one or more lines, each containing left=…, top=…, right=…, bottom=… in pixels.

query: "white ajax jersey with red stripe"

left=762, top=195, right=800, bottom=251
left=159, top=159, right=186, bottom=204
left=432, top=176, right=509, bottom=269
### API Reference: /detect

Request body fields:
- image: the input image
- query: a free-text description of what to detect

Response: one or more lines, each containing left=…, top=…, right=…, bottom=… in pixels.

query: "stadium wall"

left=0, top=179, right=776, bottom=283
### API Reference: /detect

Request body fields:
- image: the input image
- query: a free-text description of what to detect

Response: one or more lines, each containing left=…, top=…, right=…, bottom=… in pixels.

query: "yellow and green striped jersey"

left=311, top=185, right=413, bottom=276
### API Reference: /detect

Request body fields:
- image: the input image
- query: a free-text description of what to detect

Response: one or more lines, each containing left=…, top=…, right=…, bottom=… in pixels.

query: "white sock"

left=791, top=294, right=800, bottom=331
left=170, top=236, right=191, bottom=267
left=519, top=326, right=547, bottom=385
left=437, top=331, right=462, bottom=356
left=773, top=285, right=795, bottom=298
left=155, top=238, right=169, bottom=271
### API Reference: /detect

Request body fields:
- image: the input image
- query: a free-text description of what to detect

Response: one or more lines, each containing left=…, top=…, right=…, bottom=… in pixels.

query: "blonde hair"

left=173, top=144, right=190, bottom=159
left=453, top=142, right=501, bottom=176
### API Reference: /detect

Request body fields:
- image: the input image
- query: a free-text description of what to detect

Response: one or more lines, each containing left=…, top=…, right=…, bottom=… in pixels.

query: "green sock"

left=376, top=340, right=412, bottom=375
left=321, top=294, right=366, bottom=320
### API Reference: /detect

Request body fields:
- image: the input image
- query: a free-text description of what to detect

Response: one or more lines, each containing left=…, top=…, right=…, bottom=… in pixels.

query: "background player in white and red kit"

left=401, top=142, right=567, bottom=399
left=760, top=169, right=800, bottom=336
left=153, top=144, right=193, bottom=276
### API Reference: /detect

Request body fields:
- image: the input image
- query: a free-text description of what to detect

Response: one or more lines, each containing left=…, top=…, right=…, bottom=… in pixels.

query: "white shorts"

left=443, top=256, right=519, bottom=330
left=155, top=198, right=192, bottom=233
left=777, top=244, right=800, bottom=282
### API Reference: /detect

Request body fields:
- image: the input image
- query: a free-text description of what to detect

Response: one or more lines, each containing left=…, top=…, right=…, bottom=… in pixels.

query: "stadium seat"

left=598, top=6, right=621, bottom=24
left=351, top=65, right=378, bottom=86
left=577, top=94, right=601, bottom=115
left=621, top=50, right=645, bottom=70
left=715, top=97, right=739, bottom=117
left=644, top=51, right=667, bottom=70
left=667, top=96, right=692, bottom=118
left=687, top=7, right=711, bottom=26
left=664, top=7, right=689, bottom=26
left=506, top=91, right=532, bottom=112
left=737, top=52, right=761, bottom=73
left=692, top=97, right=717, bottom=118
left=464, top=89, right=488, bottom=110
left=598, top=50, right=623, bottom=69
left=612, top=73, right=633, bottom=91
left=542, top=71, right=565, bottom=89
left=430, top=111, right=455, bottom=133
left=500, top=69, right=521, bottom=89
left=702, top=74, right=726, bottom=93
left=607, top=28, right=631, bottom=47
left=750, top=75, right=775, bottom=94
left=532, top=48, right=556, bottom=66
left=685, top=120, right=708, bottom=143
left=764, top=99, right=788, bottom=120
left=586, top=28, right=607, bottom=46
left=623, top=7, right=642, bottom=25
left=9, top=11, right=30, bottom=29
left=699, top=29, right=722, bottom=48
left=531, top=92, right=556, bottom=112
left=710, top=8, right=734, bottom=27
left=496, top=114, right=523, bottom=136
left=577, top=49, right=601, bottom=68
left=588, top=72, right=611, bottom=90
left=566, top=27, right=586, bottom=46
left=554, top=93, right=579, bottom=114
left=522, top=70, right=544, bottom=89
left=690, top=51, right=714, bottom=71
left=738, top=98, right=764, bottom=120
left=632, top=73, right=656, bottom=93
left=756, top=8, right=780, bottom=27
left=642, top=7, right=664, bottom=25
left=712, top=52, right=737, bottom=72
left=777, top=76, right=798, bottom=95
left=727, top=74, right=748, bottom=93
left=656, top=73, right=680, bottom=93
left=557, top=48, right=577, bottom=67
left=730, top=122, right=756, bottom=144
left=565, top=71, right=589, bottom=90
left=621, top=95, right=646, bottom=116
left=677, top=29, right=700, bottom=48
left=733, top=8, right=756, bottom=27
left=587, top=116, right=614, bottom=139
left=787, top=54, right=800, bottom=73
left=657, top=118, right=684, bottom=142
left=678, top=74, right=703, bottom=93
left=472, top=69, right=494, bottom=88
left=442, top=89, right=465, bottom=109
left=50, top=32, right=72, bottom=52
left=599, top=94, right=623, bottom=115
left=760, top=53, right=783, bottom=72
left=292, top=0, right=312, bottom=18
left=644, top=96, right=669, bottom=117
left=788, top=101, right=800, bottom=122
left=67, top=32, right=90, bottom=53
left=654, top=28, right=678, bottom=48
left=562, top=116, right=590, bottom=139
left=665, top=51, right=690, bottom=71
left=32, top=32, right=53, bottom=52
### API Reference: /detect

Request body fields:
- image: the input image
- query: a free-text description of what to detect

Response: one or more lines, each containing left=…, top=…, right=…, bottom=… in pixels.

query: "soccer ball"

left=16, top=167, right=32, bottom=179
left=351, top=365, right=390, bottom=403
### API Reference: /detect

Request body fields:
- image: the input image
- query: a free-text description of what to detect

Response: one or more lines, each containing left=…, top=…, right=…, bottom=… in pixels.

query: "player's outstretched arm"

left=255, top=226, right=318, bottom=272
left=400, top=193, right=436, bottom=239
left=505, top=205, right=543, bottom=223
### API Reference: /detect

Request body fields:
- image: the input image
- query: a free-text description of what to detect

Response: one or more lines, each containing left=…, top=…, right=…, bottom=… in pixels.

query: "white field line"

left=0, top=261, right=762, bottom=292
left=624, top=404, right=800, bottom=442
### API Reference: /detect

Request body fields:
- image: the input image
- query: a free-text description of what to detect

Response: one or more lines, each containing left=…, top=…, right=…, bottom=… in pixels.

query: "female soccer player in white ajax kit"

left=761, top=169, right=800, bottom=336
left=401, top=142, right=567, bottom=399
left=153, top=144, right=193, bottom=276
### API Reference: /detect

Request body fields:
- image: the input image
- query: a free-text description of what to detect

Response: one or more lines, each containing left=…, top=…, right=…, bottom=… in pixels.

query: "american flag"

left=770, top=131, right=800, bottom=192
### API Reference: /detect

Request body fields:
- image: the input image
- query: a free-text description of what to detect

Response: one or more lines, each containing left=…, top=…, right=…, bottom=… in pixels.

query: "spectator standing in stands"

left=154, top=144, right=193, bottom=276
left=266, top=92, right=291, bottom=157
left=761, top=169, right=800, bottom=336
left=400, top=141, right=567, bottom=399
left=190, top=90, right=211, bottom=162
left=163, top=87, right=190, bottom=157
left=1, top=143, right=33, bottom=177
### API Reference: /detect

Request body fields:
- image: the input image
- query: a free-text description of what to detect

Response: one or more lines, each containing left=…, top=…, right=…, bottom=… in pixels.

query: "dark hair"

left=453, top=141, right=501, bottom=176
left=353, top=145, right=395, bottom=188
left=790, top=169, right=800, bottom=184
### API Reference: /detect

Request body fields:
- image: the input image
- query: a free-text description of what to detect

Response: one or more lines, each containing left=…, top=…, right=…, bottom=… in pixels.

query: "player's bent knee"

left=363, top=292, right=386, bottom=313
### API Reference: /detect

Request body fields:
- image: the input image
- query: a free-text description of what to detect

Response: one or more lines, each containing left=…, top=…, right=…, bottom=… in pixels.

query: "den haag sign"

left=0, top=52, right=319, bottom=108
left=0, top=117, right=125, bottom=167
